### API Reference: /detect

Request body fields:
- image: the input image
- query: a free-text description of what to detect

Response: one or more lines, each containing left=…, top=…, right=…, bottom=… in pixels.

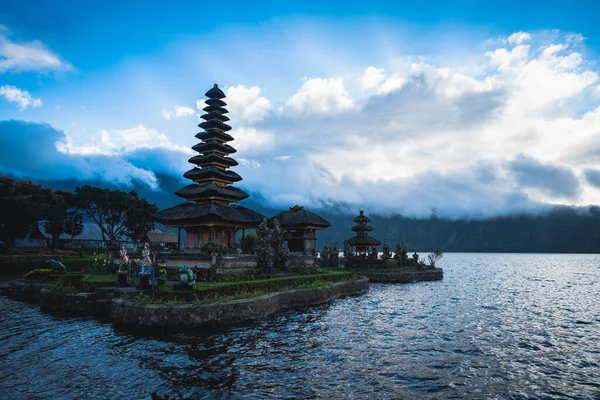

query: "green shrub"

left=23, top=269, right=53, bottom=281
left=50, top=277, right=77, bottom=295
left=199, top=240, right=229, bottom=255
left=1, top=257, right=96, bottom=276
left=193, top=271, right=352, bottom=298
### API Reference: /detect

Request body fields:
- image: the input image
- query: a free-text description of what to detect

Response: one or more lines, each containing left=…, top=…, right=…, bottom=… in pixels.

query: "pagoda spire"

left=176, top=84, right=249, bottom=205
left=346, top=210, right=381, bottom=253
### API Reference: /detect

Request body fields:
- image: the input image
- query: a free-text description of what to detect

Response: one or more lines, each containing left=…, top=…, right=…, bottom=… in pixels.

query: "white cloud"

left=507, top=31, right=531, bottom=45
left=161, top=105, right=195, bottom=120
left=279, top=77, right=354, bottom=115
left=360, top=66, right=386, bottom=90
left=57, top=124, right=192, bottom=156
left=231, top=126, right=274, bottom=155
left=0, top=85, right=41, bottom=109
left=225, top=85, right=272, bottom=122
left=0, top=25, right=72, bottom=73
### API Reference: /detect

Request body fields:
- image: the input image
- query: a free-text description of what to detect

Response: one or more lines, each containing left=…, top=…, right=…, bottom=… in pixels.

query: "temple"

left=346, top=210, right=381, bottom=254
left=270, top=205, right=331, bottom=255
left=154, top=84, right=265, bottom=251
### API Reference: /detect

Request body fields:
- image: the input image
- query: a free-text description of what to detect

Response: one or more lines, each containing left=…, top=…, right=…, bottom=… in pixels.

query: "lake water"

left=1, top=253, right=599, bottom=399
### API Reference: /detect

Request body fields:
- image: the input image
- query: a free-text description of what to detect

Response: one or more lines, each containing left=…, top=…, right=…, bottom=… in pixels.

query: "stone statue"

left=119, top=244, right=129, bottom=272
left=140, top=242, right=152, bottom=273
left=178, top=266, right=196, bottom=287
left=46, top=259, right=66, bottom=272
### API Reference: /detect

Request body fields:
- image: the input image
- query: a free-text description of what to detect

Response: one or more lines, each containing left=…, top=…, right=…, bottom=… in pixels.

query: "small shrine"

left=154, top=84, right=265, bottom=250
left=346, top=210, right=381, bottom=254
left=271, top=205, right=330, bottom=255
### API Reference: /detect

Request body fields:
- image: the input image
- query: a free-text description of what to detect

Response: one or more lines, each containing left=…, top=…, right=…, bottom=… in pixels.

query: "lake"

left=1, top=253, right=599, bottom=399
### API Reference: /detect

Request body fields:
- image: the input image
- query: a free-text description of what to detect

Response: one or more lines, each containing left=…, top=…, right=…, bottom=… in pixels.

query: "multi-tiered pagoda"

left=346, top=210, right=381, bottom=254
left=155, top=84, right=265, bottom=250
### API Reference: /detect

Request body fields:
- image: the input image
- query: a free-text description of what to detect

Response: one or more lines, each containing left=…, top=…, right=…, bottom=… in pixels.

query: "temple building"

left=346, top=210, right=381, bottom=254
left=154, top=84, right=265, bottom=251
left=270, top=205, right=330, bottom=255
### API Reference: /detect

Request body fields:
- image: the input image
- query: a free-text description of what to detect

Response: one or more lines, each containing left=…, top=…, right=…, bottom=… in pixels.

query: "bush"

left=199, top=240, right=229, bottom=255
left=23, top=269, right=53, bottom=281
left=0, top=257, right=96, bottom=276
left=193, top=271, right=352, bottom=298
left=49, top=277, right=77, bottom=295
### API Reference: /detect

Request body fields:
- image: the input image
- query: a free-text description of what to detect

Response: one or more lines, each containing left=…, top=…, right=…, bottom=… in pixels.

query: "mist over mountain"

left=16, top=173, right=600, bottom=254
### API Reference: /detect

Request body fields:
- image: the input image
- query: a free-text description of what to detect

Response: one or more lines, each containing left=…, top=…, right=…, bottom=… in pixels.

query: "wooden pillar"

left=177, top=227, right=181, bottom=252
left=242, top=228, right=245, bottom=252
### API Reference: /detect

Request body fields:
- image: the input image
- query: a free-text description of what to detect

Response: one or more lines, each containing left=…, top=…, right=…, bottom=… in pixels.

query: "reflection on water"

left=1, top=253, right=600, bottom=399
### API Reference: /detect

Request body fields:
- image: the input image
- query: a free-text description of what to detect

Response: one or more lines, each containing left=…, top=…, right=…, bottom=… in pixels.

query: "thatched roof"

left=271, top=205, right=330, bottom=229
left=188, top=153, right=238, bottom=167
left=205, top=84, right=226, bottom=99
left=196, top=130, right=234, bottom=143
left=353, top=210, right=371, bottom=223
left=202, top=105, right=228, bottom=115
left=346, top=235, right=381, bottom=246
left=352, top=225, right=373, bottom=232
left=183, top=166, right=242, bottom=183
left=155, top=202, right=266, bottom=226
left=146, top=230, right=178, bottom=244
left=192, top=141, right=236, bottom=155
left=199, top=119, right=231, bottom=132
left=175, top=183, right=249, bottom=202
left=200, top=112, right=230, bottom=122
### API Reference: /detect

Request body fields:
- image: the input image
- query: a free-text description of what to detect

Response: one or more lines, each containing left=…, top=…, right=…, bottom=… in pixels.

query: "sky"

left=2, top=0, right=600, bottom=218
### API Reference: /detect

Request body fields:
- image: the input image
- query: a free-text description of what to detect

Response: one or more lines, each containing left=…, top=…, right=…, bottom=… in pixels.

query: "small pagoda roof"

left=188, top=153, right=238, bottom=168
left=175, top=183, right=249, bottom=202
left=183, top=166, right=242, bottom=183
left=205, top=84, right=226, bottom=99
left=354, top=210, right=371, bottom=223
left=271, top=205, right=330, bottom=229
left=201, top=112, right=230, bottom=122
left=155, top=202, right=265, bottom=226
left=202, top=105, right=228, bottom=114
left=196, top=130, right=234, bottom=143
left=346, top=235, right=381, bottom=247
left=352, top=225, right=373, bottom=232
left=205, top=98, right=227, bottom=107
left=199, top=119, right=232, bottom=132
left=192, top=141, right=236, bottom=155
left=192, top=140, right=237, bottom=154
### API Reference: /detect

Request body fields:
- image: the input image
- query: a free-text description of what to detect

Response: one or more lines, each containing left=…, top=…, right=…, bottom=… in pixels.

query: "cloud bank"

left=3, top=28, right=600, bottom=218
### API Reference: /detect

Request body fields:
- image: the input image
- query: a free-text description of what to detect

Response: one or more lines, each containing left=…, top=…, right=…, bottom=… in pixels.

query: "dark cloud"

left=505, top=154, right=581, bottom=199
left=0, top=120, right=186, bottom=189
left=0, top=120, right=586, bottom=219
left=583, top=168, right=600, bottom=188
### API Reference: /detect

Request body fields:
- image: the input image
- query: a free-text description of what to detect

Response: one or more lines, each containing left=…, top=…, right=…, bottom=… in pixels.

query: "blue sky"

left=2, top=1, right=600, bottom=217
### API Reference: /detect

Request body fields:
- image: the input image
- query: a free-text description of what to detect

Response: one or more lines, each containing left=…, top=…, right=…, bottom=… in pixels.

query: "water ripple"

left=1, top=253, right=599, bottom=399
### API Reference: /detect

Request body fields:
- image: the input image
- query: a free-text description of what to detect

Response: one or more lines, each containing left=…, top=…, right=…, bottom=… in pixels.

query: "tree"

left=0, top=178, right=48, bottom=253
left=427, top=250, right=443, bottom=267
left=42, top=191, right=68, bottom=250
left=124, top=191, right=159, bottom=245
left=63, top=209, right=84, bottom=245
left=75, top=186, right=159, bottom=249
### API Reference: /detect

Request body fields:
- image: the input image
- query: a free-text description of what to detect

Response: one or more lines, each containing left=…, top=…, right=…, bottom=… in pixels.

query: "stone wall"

left=110, top=278, right=369, bottom=328
left=351, top=268, right=443, bottom=283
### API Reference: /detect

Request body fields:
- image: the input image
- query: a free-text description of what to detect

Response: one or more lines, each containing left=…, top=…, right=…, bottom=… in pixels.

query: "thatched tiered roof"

left=270, top=205, right=330, bottom=229
left=155, top=84, right=265, bottom=227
